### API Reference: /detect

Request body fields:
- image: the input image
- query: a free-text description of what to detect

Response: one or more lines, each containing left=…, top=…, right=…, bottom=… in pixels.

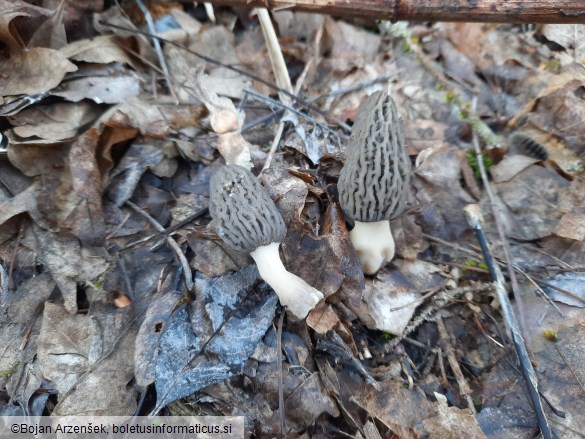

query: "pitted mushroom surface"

left=337, top=90, right=411, bottom=274
left=210, top=165, right=323, bottom=318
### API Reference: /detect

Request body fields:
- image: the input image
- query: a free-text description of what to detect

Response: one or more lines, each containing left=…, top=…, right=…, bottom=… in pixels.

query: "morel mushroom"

left=209, top=165, right=323, bottom=318
left=338, top=90, right=411, bottom=275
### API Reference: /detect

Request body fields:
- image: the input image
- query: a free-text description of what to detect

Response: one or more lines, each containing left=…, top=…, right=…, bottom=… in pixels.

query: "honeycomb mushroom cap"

left=338, top=90, right=411, bottom=223
left=210, top=165, right=286, bottom=252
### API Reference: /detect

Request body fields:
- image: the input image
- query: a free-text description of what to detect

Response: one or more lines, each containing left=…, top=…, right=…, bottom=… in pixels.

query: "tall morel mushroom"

left=337, top=90, right=411, bottom=275
left=209, top=165, right=323, bottom=318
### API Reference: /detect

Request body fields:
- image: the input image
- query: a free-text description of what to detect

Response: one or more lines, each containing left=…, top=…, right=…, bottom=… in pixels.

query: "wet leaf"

left=155, top=266, right=276, bottom=409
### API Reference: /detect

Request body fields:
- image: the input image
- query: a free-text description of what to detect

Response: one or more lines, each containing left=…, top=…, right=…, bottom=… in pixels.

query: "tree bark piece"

left=205, top=0, right=585, bottom=24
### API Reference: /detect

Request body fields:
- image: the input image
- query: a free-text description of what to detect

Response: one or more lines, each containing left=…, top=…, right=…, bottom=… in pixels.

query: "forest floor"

left=0, top=2, right=584, bottom=438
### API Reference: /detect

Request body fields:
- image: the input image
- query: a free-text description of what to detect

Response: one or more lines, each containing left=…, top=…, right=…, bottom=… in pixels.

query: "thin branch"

left=134, top=0, right=177, bottom=102
left=126, top=201, right=193, bottom=292
left=201, top=0, right=585, bottom=24
left=464, top=204, right=553, bottom=439
left=276, top=311, right=286, bottom=437
left=436, top=316, right=476, bottom=414
left=98, top=20, right=352, bottom=133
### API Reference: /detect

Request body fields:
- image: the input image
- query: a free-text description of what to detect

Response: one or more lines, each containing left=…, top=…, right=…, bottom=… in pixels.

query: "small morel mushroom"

left=209, top=165, right=323, bottom=318
left=338, top=90, right=411, bottom=275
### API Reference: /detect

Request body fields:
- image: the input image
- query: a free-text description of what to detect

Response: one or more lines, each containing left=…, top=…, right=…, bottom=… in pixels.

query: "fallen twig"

left=436, top=315, right=476, bottom=414
left=126, top=201, right=194, bottom=291
left=276, top=311, right=286, bottom=437
left=464, top=204, right=553, bottom=439
left=201, top=0, right=585, bottom=24
left=134, top=0, right=177, bottom=102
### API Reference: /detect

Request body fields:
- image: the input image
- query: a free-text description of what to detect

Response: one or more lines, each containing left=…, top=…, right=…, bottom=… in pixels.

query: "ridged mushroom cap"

left=338, top=91, right=411, bottom=222
left=210, top=165, right=287, bottom=253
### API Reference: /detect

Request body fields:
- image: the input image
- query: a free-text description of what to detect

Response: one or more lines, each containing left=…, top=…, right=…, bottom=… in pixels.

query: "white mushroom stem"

left=349, top=220, right=395, bottom=275
left=250, top=242, right=324, bottom=319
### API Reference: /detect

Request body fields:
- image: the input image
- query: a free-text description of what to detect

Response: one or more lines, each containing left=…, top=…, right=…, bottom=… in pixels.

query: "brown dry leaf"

left=273, top=11, right=324, bottom=44
left=306, top=303, right=340, bottom=334
left=27, top=0, right=67, bottom=50
left=6, top=134, right=106, bottom=245
left=555, top=209, right=585, bottom=241
left=282, top=222, right=345, bottom=298
left=477, top=313, right=585, bottom=436
left=404, top=119, right=448, bottom=154
left=0, top=0, right=52, bottom=51
left=51, top=70, right=141, bottom=104
left=158, top=8, right=201, bottom=42
left=442, top=23, right=540, bottom=71
left=167, top=46, right=252, bottom=167
left=235, top=26, right=274, bottom=96
left=68, top=128, right=106, bottom=243
left=171, top=25, right=251, bottom=100
left=32, top=224, right=108, bottom=313
left=555, top=178, right=585, bottom=241
left=352, top=381, right=435, bottom=439
left=97, top=96, right=202, bottom=139
left=490, top=154, right=540, bottom=183
left=512, top=65, right=585, bottom=173
left=438, top=37, right=483, bottom=88
left=5, top=272, right=55, bottom=324
left=37, top=302, right=137, bottom=416
left=60, top=35, right=136, bottom=66
left=251, top=360, right=338, bottom=434
left=93, top=6, right=156, bottom=64
left=284, top=372, right=340, bottom=430
left=441, top=23, right=491, bottom=71
left=0, top=182, right=40, bottom=228
left=324, top=17, right=380, bottom=65
left=416, top=393, right=487, bottom=439
left=393, top=214, right=426, bottom=261
left=541, top=24, right=585, bottom=66
left=490, top=165, right=570, bottom=240
left=0, top=47, right=77, bottom=97
left=9, top=101, right=99, bottom=141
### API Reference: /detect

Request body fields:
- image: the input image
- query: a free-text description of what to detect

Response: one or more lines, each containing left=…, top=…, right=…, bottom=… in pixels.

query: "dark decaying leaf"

left=283, top=202, right=364, bottom=302
left=134, top=291, right=184, bottom=388
left=106, top=143, right=164, bottom=206
left=414, top=145, right=476, bottom=241
left=155, top=266, right=277, bottom=409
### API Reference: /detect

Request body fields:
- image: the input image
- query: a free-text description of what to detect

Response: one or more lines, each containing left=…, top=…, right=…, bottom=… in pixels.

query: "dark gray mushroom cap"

left=210, top=165, right=287, bottom=253
left=338, top=90, right=411, bottom=223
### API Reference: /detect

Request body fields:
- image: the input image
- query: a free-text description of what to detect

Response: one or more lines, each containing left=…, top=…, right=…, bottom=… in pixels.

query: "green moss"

left=0, top=360, right=21, bottom=378
left=464, top=260, right=488, bottom=270
left=466, top=149, right=493, bottom=180
left=380, top=332, right=393, bottom=341
left=546, top=58, right=561, bottom=74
